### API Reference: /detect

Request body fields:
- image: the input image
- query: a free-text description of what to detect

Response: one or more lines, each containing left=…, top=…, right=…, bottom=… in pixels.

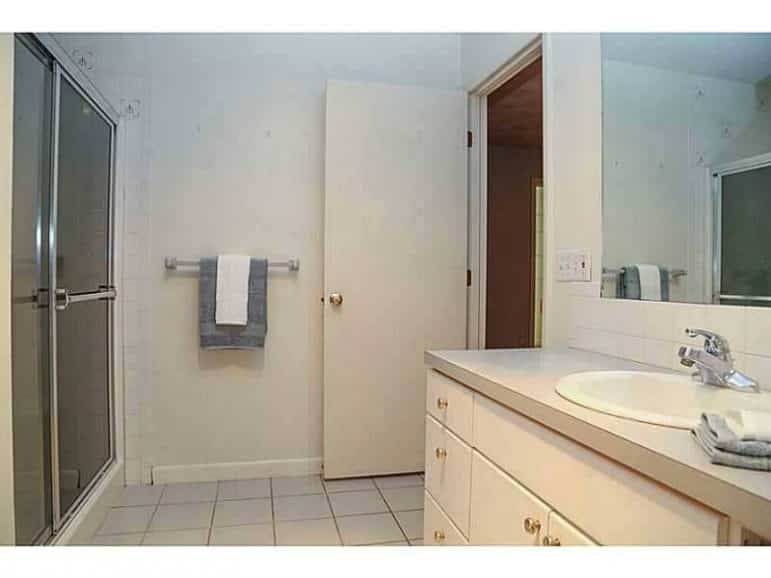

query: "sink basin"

left=556, top=371, right=771, bottom=429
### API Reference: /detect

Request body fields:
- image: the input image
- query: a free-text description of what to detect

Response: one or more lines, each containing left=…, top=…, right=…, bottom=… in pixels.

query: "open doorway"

left=484, top=57, right=544, bottom=348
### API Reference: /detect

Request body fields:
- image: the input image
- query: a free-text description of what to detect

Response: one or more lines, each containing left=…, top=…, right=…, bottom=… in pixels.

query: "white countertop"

left=424, top=347, right=771, bottom=539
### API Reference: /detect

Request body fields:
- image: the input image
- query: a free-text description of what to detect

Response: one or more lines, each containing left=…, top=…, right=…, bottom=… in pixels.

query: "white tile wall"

left=569, top=295, right=771, bottom=391
left=118, top=81, right=152, bottom=485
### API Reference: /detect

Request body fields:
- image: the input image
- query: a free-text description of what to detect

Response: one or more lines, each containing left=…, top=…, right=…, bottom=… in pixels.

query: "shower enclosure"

left=713, top=155, right=771, bottom=307
left=11, top=34, right=117, bottom=544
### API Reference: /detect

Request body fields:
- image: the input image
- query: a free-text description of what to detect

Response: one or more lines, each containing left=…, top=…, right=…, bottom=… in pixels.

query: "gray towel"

left=199, top=257, right=268, bottom=349
left=619, top=265, right=670, bottom=301
left=699, top=413, right=771, bottom=457
left=692, top=414, right=771, bottom=471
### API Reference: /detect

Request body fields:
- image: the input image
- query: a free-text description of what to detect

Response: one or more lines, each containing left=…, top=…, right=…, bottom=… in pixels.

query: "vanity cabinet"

left=423, top=369, right=729, bottom=546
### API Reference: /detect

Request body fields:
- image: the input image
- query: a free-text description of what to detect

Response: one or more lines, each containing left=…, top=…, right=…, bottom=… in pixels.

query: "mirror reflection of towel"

left=619, top=265, right=669, bottom=301
left=637, top=264, right=662, bottom=301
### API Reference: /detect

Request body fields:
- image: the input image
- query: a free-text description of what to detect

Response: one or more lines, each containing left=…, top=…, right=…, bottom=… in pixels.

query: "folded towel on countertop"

left=696, top=413, right=771, bottom=457
left=200, top=257, right=268, bottom=349
left=692, top=411, right=771, bottom=471
left=730, top=410, right=771, bottom=443
left=215, top=254, right=251, bottom=325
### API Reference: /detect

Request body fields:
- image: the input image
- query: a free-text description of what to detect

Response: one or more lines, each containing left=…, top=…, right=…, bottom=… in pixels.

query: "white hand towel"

left=637, top=264, right=662, bottom=301
left=725, top=410, right=771, bottom=443
left=215, top=255, right=251, bottom=326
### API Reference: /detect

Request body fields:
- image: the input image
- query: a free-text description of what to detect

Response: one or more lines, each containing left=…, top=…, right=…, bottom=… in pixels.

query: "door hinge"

left=467, top=130, right=473, bottom=148
left=467, top=269, right=472, bottom=287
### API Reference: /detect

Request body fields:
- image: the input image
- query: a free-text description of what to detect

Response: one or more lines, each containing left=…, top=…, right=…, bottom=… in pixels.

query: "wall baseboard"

left=151, top=457, right=323, bottom=485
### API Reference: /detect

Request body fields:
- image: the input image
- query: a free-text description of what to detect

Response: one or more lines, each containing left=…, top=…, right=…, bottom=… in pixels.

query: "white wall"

left=715, top=81, right=771, bottom=165
left=542, top=33, right=603, bottom=346
left=55, top=33, right=463, bottom=483
left=0, top=33, right=16, bottom=545
left=460, top=33, right=538, bottom=90
left=603, top=59, right=757, bottom=303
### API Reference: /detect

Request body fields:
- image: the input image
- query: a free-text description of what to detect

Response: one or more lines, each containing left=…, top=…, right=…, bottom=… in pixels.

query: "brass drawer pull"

left=433, top=529, right=446, bottom=543
left=435, top=447, right=447, bottom=459
left=542, top=535, right=561, bottom=546
left=436, top=397, right=448, bottom=410
left=523, top=517, right=541, bottom=535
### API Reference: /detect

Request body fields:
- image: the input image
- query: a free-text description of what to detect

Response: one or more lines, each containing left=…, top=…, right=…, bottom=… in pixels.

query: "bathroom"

left=2, top=1, right=771, bottom=573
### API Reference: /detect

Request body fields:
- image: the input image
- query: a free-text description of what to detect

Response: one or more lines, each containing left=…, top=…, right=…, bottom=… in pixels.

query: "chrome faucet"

left=677, top=328, right=760, bottom=393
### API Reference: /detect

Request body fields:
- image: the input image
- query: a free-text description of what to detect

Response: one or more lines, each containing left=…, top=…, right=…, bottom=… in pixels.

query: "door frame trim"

left=466, top=37, right=544, bottom=349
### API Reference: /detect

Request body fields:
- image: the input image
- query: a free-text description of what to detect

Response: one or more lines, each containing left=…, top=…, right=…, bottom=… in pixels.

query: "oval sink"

left=556, top=371, right=771, bottom=429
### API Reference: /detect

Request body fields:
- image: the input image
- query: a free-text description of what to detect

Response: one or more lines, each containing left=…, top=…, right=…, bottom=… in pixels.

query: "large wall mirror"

left=601, top=33, right=771, bottom=306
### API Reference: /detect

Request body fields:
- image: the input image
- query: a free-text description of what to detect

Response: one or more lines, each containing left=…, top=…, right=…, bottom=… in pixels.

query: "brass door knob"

left=329, top=293, right=343, bottom=306
left=436, top=398, right=448, bottom=410
left=433, top=530, right=446, bottom=543
left=542, top=535, right=561, bottom=546
left=435, top=447, right=447, bottom=459
left=523, top=517, right=542, bottom=535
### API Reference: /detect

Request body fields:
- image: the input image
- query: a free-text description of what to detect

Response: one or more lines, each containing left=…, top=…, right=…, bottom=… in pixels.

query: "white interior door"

left=323, top=80, right=467, bottom=478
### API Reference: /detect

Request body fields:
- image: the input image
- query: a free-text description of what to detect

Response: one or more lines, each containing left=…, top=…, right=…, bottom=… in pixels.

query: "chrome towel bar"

left=602, top=267, right=686, bottom=280
left=163, top=256, right=300, bottom=272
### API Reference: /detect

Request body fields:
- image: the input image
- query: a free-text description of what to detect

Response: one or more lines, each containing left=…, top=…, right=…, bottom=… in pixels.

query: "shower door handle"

left=54, top=285, right=117, bottom=311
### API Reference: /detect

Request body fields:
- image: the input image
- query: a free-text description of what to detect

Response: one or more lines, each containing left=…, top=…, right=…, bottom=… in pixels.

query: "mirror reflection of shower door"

left=11, top=36, right=53, bottom=546
left=715, top=161, right=771, bottom=306
left=52, top=71, right=114, bottom=523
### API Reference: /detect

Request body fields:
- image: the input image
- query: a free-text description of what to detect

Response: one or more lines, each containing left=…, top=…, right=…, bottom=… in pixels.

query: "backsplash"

left=568, top=295, right=771, bottom=392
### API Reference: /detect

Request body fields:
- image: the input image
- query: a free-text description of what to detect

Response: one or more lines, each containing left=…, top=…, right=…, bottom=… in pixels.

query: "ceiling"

left=602, top=33, right=771, bottom=84
left=487, top=59, right=543, bottom=148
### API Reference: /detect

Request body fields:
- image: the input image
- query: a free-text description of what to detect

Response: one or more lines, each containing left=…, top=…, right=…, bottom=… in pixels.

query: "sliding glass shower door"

left=53, top=74, right=114, bottom=519
left=11, top=35, right=54, bottom=547
left=11, top=34, right=116, bottom=543
left=714, top=161, right=771, bottom=306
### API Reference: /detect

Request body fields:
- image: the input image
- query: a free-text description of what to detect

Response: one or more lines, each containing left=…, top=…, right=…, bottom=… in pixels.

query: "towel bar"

left=602, top=267, right=686, bottom=280
left=164, top=256, right=300, bottom=272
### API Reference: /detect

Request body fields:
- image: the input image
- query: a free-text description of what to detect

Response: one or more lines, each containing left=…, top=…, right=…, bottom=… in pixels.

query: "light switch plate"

left=557, top=249, right=591, bottom=282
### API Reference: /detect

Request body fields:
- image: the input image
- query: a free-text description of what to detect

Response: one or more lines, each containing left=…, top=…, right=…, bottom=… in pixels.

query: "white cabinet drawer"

left=473, top=394, right=727, bottom=545
left=426, top=369, right=473, bottom=440
left=424, top=490, right=468, bottom=546
left=545, top=511, right=597, bottom=546
left=470, top=450, right=550, bottom=545
left=425, top=414, right=472, bottom=536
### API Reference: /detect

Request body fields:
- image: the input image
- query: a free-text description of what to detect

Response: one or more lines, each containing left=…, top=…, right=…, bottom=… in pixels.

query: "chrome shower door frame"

left=39, top=37, right=119, bottom=535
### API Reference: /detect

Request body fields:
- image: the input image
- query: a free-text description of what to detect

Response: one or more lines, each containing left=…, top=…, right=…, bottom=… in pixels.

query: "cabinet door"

left=424, top=490, right=469, bottom=545
left=544, top=511, right=597, bottom=546
left=425, top=415, right=472, bottom=535
left=469, top=450, right=550, bottom=545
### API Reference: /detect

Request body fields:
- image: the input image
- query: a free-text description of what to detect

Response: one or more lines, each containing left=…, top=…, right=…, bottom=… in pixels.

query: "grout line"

left=139, top=487, right=165, bottom=545
left=206, top=482, right=220, bottom=545
left=321, top=475, right=345, bottom=546
left=372, top=480, right=410, bottom=543
left=269, top=478, right=277, bottom=546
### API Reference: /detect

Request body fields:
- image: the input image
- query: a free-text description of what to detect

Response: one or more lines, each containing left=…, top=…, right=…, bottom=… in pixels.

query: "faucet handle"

left=685, top=328, right=731, bottom=359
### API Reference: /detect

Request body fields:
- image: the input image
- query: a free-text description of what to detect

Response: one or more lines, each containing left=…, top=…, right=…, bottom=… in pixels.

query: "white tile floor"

left=90, top=473, right=424, bottom=546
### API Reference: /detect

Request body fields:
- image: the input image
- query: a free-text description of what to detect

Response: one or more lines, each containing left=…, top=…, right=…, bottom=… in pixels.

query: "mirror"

left=601, top=33, right=771, bottom=306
